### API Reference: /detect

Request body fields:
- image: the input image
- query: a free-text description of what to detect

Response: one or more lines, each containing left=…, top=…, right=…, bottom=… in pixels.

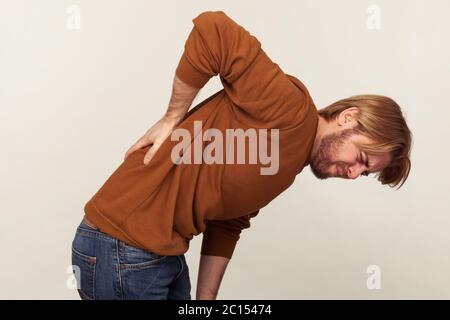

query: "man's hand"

left=124, top=114, right=181, bottom=165
left=124, top=74, right=200, bottom=165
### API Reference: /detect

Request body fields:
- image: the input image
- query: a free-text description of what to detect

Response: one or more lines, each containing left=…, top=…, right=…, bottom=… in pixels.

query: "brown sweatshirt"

left=84, top=10, right=319, bottom=259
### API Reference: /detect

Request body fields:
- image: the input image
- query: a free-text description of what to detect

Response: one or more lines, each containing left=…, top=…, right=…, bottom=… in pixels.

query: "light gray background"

left=1, top=0, right=449, bottom=299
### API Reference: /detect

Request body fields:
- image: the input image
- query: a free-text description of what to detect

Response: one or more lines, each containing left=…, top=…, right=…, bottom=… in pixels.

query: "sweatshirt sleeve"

left=175, top=10, right=305, bottom=123
left=200, top=210, right=260, bottom=259
left=175, top=10, right=261, bottom=89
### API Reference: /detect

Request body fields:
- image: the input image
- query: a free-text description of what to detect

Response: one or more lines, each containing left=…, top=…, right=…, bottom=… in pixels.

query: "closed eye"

left=360, top=152, right=370, bottom=176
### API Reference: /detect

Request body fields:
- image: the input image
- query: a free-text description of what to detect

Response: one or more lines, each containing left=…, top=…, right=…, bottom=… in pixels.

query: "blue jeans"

left=71, top=219, right=191, bottom=300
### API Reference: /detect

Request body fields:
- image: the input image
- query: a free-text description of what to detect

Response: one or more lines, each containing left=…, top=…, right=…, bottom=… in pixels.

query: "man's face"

left=309, top=129, right=391, bottom=180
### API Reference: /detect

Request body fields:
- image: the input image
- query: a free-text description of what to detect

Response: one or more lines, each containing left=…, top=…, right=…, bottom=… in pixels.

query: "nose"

left=347, top=163, right=364, bottom=180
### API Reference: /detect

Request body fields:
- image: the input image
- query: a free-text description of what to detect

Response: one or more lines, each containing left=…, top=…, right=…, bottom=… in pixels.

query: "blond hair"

left=318, top=94, right=412, bottom=189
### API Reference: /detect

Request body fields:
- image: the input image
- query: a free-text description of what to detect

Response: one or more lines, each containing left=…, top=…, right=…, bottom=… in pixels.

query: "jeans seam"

left=173, top=256, right=184, bottom=282
left=120, top=256, right=169, bottom=270
left=72, top=248, right=96, bottom=300
left=77, top=228, right=115, bottom=243
left=137, top=258, right=168, bottom=299
left=78, top=288, right=92, bottom=300
left=115, top=239, right=124, bottom=300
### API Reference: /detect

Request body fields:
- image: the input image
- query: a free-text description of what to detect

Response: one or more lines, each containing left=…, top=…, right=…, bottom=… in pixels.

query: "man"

left=71, top=10, right=412, bottom=300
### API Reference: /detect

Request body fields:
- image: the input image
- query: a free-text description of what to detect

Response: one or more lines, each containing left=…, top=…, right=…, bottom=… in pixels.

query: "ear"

left=337, top=107, right=359, bottom=127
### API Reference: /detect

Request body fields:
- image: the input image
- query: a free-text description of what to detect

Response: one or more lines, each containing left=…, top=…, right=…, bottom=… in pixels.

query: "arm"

left=196, top=255, right=230, bottom=300
left=175, top=10, right=307, bottom=125
left=174, top=10, right=261, bottom=90
left=164, top=74, right=200, bottom=125
left=197, top=211, right=260, bottom=300
left=130, top=11, right=253, bottom=162
left=124, top=73, right=200, bottom=163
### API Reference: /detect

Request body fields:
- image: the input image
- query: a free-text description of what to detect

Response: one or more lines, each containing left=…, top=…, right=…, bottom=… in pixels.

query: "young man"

left=71, top=11, right=412, bottom=300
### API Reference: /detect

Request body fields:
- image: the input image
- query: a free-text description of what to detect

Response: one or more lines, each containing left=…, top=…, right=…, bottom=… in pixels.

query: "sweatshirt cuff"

left=175, top=51, right=211, bottom=89
left=200, top=230, right=238, bottom=259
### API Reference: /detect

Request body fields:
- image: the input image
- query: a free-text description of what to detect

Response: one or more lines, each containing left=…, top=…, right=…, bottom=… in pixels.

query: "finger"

left=124, top=138, right=148, bottom=160
left=124, top=145, right=138, bottom=161
left=143, top=142, right=161, bottom=165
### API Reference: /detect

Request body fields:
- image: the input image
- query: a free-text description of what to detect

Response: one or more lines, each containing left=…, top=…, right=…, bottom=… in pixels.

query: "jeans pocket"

left=120, top=242, right=168, bottom=270
left=72, top=247, right=96, bottom=300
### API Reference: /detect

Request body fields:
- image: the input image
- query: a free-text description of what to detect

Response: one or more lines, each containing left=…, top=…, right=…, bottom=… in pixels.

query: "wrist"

left=196, top=289, right=218, bottom=300
left=163, top=111, right=184, bottom=125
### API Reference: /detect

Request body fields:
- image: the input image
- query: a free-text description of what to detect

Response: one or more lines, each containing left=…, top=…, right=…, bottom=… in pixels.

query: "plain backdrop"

left=1, top=0, right=449, bottom=299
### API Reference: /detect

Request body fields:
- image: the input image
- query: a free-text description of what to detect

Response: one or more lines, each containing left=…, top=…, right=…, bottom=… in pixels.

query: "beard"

left=309, top=128, right=359, bottom=179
